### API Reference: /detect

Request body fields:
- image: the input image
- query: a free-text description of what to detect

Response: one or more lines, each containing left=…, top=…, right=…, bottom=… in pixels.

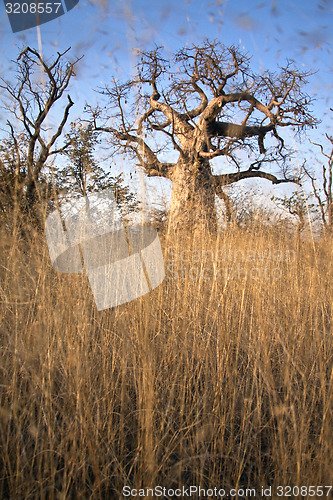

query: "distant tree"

left=216, top=184, right=278, bottom=229
left=271, top=190, right=316, bottom=234
left=217, top=185, right=256, bottom=228
left=0, top=46, right=80, bottom=219
left=91, top=40, right=317, bottom=232
left=56, top=123, right=140, bottom=217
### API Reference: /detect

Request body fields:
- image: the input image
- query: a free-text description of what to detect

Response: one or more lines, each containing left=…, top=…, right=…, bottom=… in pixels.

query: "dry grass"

left=0, top=216, right=332, bottom=498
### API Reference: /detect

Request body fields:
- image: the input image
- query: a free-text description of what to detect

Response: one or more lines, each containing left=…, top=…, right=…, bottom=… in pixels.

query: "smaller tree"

left=0, top=46, right=80, bottom=218
left=56, top=123, right=140, bottom=218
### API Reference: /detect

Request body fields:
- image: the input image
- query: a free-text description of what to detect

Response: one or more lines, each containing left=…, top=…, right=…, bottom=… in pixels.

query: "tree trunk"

left=168, top=158, right=217, bottom=233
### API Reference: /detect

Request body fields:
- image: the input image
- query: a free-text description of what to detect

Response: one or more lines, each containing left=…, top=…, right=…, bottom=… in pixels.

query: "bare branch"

left=214, top=169, right=300, bottom=188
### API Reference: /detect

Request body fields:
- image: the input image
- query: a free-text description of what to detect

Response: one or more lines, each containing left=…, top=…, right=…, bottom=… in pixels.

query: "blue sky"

left=1, top=0, right=331, bottom=99
left=1, top=0, right=333, bottom=206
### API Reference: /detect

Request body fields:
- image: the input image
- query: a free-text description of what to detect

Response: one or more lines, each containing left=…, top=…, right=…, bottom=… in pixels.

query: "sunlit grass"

left=0, top=216, right=332, bottom=498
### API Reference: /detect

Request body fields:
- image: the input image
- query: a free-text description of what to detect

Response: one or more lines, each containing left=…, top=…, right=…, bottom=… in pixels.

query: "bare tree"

left=0, top=46, right=81, bottom=218
left=91, top=40, right=317, bottom=232
left=304, top=130, right=333, bottom=232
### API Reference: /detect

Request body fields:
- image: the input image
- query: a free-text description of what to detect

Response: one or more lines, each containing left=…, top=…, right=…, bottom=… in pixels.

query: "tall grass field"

left=0, top=216, right=332, bottom=498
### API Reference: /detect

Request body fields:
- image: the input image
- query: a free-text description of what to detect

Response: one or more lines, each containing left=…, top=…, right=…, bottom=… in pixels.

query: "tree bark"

left=168, top=157, right=217, bottom=233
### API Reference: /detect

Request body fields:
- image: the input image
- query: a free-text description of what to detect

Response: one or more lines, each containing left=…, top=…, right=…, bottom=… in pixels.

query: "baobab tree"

left=91, top=40, right=317, bottom=232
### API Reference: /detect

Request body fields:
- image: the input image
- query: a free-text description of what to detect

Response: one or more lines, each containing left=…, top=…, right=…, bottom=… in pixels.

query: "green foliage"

left=56, top=123, right=140, bottom=216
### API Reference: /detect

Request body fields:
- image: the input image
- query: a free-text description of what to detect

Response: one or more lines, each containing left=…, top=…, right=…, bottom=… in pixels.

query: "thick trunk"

left=168, top=158, right=217, bottom=233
